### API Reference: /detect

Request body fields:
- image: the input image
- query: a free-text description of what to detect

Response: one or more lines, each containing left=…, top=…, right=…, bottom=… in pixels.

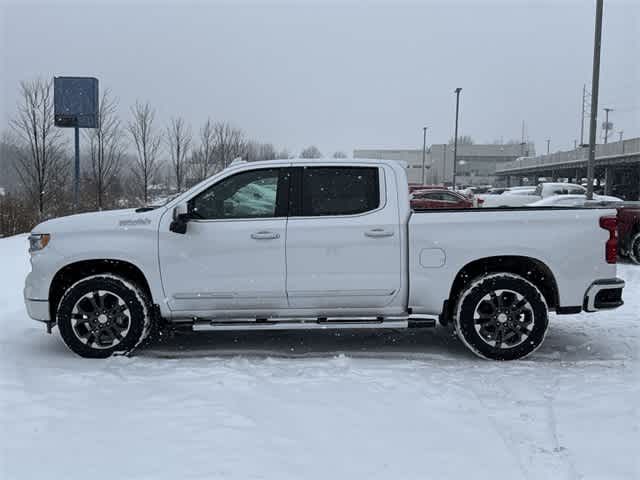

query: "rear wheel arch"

left=49, top=259, right=153, bottom=321
left=445, top=256, right=559, bottom=321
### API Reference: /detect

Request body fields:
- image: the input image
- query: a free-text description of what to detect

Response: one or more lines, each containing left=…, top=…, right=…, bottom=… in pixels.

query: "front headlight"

left=28, top=233, right=51, bottom=253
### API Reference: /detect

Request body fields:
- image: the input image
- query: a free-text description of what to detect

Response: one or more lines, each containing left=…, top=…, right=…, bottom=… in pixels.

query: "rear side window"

left=301, top=167, right=380, bottom=216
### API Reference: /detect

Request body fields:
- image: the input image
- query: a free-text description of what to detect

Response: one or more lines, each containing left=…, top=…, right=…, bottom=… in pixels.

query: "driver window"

left=190, top=168, right=281, bottom=219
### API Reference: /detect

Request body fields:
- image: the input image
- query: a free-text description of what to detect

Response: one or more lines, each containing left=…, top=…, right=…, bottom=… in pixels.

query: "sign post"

left=53, top=76, right=99, bottom=211
left=74, top=126, right=80, bottom=209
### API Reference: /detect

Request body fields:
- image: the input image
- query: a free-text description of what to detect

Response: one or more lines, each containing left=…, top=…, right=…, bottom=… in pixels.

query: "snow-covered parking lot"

left=1, top=234, right=638, bottom=480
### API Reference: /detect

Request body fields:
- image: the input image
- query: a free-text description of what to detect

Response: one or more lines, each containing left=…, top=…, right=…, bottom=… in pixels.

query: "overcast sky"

left=1, top=0, right=638, bottom=156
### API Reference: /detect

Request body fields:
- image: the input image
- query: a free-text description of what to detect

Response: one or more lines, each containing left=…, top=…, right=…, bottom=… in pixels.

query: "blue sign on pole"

left=54, top=76, right=99, bottom=128
left=53, top=76, right=99, bottom=210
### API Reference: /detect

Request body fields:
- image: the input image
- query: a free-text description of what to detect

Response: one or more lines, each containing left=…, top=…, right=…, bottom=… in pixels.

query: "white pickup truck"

left=24, top=159, right=625, bottom=360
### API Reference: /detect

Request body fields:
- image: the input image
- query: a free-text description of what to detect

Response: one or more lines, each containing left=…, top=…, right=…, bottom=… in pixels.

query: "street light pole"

left=421, top=126, right=428, bottom=185
left=452, top=87, right=462, bottom=190
left=546, top=139, right=551, bottom=154
left=586, top=0, right=604, bottom=200
left=580, top=84, right=586, bottom=147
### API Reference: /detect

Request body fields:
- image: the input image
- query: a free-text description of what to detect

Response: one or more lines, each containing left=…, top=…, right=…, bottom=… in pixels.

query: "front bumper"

left=583, top=278, right=625, bottom=312
left=25, top=297, right=50, bottom=322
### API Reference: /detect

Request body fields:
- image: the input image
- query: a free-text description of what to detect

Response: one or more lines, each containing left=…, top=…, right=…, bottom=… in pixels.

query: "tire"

left=56, top=274, right=152, bottom=358
left=454, top=273, right=549, bottom=360
left=629, top=232, right=640, bottom=265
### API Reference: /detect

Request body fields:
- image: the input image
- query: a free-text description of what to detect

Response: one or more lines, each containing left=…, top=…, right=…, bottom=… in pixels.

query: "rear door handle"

left=365, top=228, right=394, bottom=238
left=251, top=231, right=280, bottom=240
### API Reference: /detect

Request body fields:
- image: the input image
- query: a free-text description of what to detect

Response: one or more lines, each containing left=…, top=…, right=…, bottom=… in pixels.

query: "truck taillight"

left=599, top=215, right=618, bottom=264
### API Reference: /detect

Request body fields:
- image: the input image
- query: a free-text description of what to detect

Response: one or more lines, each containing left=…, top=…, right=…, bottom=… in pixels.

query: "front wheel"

left=629, top=232, right=640, bottom=265
left=454, top=273, right=549, bottom=360
left=57, top=275, right=153, bottom=358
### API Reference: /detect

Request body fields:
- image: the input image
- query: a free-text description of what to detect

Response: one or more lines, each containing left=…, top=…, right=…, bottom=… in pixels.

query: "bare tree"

left=166, top=117, right=192, bottom=191
left=128, top=101, right=162, bottom=204
left=300, top=145, right=322, bottom=158
left=213, top=121, right=246, bottom=169
left=10, top=78, right=68, bottom=218
left=191, top=118, right=216, bottom=182
left=244, top=141, right=277, bottom=162
left=0, top=132, right=22, bottom=191
left=85, top=89, right=126, bottom=209
left=332, top=151, right=347, bottom=159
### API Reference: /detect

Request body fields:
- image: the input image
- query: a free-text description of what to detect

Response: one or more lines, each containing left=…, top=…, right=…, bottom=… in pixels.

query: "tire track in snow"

left=543, top=386, right=581, bottom=480
left=464, top=375, right=532, bottom=480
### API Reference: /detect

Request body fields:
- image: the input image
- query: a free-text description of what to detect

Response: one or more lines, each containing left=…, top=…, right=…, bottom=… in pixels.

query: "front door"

left=285, top=165, right=402, bottom=310
left=159, top=167, right=290, bottom=313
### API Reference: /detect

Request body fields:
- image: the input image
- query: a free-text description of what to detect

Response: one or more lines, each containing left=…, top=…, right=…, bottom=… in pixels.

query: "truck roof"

left=224, top=157, right=404, bottom=171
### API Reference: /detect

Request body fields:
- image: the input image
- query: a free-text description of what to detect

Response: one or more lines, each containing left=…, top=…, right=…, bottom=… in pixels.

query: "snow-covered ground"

left=1, top=234, right=638, bottom=480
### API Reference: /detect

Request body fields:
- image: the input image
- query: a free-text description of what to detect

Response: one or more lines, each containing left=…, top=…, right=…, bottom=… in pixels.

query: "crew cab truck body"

left=24, top=159, right=625, bottom=360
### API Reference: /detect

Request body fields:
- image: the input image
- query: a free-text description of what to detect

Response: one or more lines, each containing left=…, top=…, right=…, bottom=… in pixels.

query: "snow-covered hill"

left=1, top=234, right=638, bottom=479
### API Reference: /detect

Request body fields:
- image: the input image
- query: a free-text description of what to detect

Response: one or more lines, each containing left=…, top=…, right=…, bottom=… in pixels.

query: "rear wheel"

left=454, top=273, right=549, bottom=360
left=57, top=275, right=152, bottom=358
left=629, top=232, right=640, bottom=265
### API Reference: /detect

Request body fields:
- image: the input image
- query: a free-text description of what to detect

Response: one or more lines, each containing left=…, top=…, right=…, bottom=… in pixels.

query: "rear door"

left=285, top=165, right=402, bottom=309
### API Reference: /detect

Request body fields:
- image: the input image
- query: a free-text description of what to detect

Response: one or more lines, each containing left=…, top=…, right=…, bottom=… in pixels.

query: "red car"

left=408, top=183, right=445, bottom=193
left=617, top=204, right=640, bottom=264
left=410, top=188, right=475, bottom=210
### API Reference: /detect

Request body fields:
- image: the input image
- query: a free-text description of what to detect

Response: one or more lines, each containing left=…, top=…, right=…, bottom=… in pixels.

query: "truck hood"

left=32, top=208, right=164, bottom=234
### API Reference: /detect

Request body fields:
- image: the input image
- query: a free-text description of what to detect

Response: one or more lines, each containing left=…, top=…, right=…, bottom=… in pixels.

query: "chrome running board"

left=190, top=316, right=436, bottom=332
left=192, top=317, right=406, bottom=332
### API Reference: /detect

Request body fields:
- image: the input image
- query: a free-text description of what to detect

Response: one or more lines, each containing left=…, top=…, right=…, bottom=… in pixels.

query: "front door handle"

left=365, top=228, right=394, bottom=238
left=251, top=231, right=280, bottom=240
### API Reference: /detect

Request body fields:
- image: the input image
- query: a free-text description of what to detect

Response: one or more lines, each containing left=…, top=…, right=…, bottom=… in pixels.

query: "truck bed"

left=407, top=206, right=617, bottom=315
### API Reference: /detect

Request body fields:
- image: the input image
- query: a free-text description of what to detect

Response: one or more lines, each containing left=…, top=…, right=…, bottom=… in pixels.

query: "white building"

left=354, top=143, right=534, bottom=186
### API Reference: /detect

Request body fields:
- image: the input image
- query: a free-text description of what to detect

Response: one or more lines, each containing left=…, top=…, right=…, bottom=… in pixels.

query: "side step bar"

left=191, top=316, right=436, bottom=332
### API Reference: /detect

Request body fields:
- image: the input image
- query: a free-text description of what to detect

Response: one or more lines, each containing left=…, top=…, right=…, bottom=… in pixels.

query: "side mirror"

left=169, top=203, right=190, bottom=234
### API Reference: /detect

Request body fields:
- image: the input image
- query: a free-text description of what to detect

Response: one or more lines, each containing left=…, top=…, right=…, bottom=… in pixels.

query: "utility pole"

left=603, top=107, right=613, bottom=143
left=520, top=120, right=527, bottom=156
left=580, top=84, right=589, bottom=147
left=586, top=0, right=604, bottom=200
left=421, top=126, right=428, bottom=185
left=546, top=139, right=551, bottom=154
left=452, top=87, right=462, bottom=190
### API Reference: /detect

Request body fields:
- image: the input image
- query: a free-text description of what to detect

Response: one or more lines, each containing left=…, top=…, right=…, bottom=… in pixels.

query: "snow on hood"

left=31, top=208, right=163, bottom=234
